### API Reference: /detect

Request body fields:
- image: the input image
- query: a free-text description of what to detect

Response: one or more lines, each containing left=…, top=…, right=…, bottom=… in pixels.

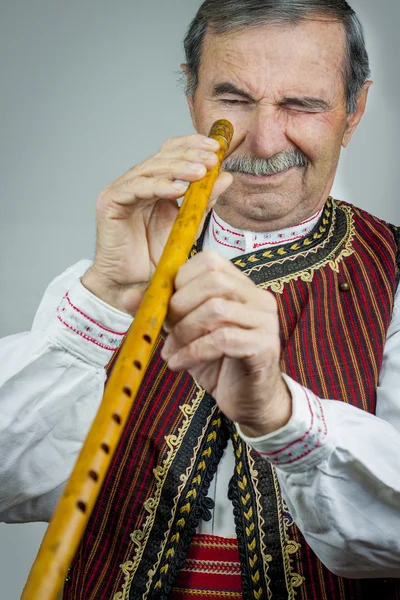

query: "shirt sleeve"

left=237, top=285, right=400, bottom=579
left=0, top=261, right=133, bottom=523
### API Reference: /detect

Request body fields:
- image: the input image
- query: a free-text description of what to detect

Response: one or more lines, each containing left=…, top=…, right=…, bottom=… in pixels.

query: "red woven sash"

left=170, top=533, right=243, bottom=599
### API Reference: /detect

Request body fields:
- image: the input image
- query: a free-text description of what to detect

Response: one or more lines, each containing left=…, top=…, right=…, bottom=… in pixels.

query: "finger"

left=209, top=171, right=234, bottom=202
left=166, top=326, right=275, bottom=371
left=104, top=176, right=189, bottom=207
left=109, top=151, right=221, bottom=205
left=176, top=249, right=241, bottom=287
left=174, top=248, right=255, bottom=294
left=140, top=156, right=210, bottom=181
left=196, top=171, right=234, bottom=239
left=160, top=133, right=221, bottom=153
left=135, top=156, right=231, bottom=209
left=150, top=148, right=220, bottom=174
left=162, top=297, right=270, bottom=358
left=109, top=134, right=220, bottom=187
left=168, top=268, right=258, bottom=329
left=121, top=287, right=146, bottom=316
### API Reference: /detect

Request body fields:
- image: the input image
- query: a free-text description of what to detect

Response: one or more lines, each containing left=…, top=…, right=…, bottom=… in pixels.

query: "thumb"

left=122, top=286, right=146, bottom=317
left=209, top=171, right=233, bottom=207
left=195, top=171, right=233, bottom=240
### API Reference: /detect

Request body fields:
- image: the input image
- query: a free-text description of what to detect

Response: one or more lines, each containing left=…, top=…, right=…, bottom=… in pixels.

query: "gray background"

left=0, top=0, right=398, bottom=597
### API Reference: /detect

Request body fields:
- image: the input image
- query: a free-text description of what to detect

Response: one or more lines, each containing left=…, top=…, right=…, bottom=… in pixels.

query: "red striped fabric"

left=171, top=534, right=243, bottom=599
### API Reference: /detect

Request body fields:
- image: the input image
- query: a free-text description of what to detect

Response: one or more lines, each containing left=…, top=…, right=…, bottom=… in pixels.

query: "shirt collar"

left=203, top=207, right=323, bottom=260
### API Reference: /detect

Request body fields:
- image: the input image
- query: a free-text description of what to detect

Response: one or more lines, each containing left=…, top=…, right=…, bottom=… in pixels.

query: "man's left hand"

left=161, top=250, right=292, bottom=437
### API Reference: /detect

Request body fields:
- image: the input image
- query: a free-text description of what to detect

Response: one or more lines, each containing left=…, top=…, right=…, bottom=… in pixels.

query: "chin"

left=216, top=185, right=312, bottom=230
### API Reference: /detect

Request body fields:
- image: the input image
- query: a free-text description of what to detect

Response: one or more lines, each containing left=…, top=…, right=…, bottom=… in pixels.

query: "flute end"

left=208, top=120, right=234, bottom=147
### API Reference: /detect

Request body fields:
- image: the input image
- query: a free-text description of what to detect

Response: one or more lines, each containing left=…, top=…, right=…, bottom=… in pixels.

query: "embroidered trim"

left=252, top=209, right=323, bottom=249
left=213, top=212, right=245, bottom=238
left=258, top=389, right=327, bottom=465
left=212, top=226, right=246, bottom=251
left=112, top=386, right=206, bottom=600
left=252, top=203, right=355, bottom=293
left=233, top=202, right=335, bottom=269
left=253, top=230, right=315, bottom=249
left=57, top=292, right=127, bottom=351
left=171, top=589, right=242, bottom=598
left=192, top=200, right=356, bottom=295
left=149, top=410, right=226, bottom=596
left=245, top=446, right=273, bottom=597
left=229, top=431, right=272, bottom=600
left=171, top=531, right=242, bottom=599
left=211, top=208, right=322, bottom=252
left=271, top=469, right=305, bottom=597
left=180, top=559, right=242, bottom=576
left=191, top=537, right=238, bottom=551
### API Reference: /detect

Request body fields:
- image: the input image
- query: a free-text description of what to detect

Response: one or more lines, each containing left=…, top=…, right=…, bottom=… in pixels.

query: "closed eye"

left=219, top=98, right=249, bottom=105
left=285, top=105, right=321, bottom=114
left=280, top=98, right=331, bottom=113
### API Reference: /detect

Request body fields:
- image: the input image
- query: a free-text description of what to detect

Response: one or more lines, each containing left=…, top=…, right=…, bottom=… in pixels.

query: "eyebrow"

left=212, top=82, right=331, bottom=111
left=212, top=82, right=256, bottom=101
left=280, top=96, right=331, bottom=111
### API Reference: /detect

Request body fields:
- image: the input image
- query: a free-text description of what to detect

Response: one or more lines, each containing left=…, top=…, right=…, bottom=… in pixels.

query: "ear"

left=342, top=80, right=373, bottom=148
left=181, top=63, right=197, bottom=129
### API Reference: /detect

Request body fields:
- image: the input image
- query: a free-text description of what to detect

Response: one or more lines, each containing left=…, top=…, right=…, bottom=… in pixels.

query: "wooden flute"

left=21, top=119, right=234, bottom=600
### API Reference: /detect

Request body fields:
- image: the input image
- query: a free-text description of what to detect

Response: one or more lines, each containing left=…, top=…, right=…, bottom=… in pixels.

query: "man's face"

left=187, top=18, right=368, bottom=230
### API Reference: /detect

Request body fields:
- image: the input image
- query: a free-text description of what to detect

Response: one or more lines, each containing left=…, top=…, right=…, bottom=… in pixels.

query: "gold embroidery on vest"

left=232, top=199, right=334, bottom=271
left=191, top=200, right=355, bottom=294
left=113, top=385, right=206, bottom=600
left=232, top=432, right=272, bottom=600
left=149, top=410, right=223, bottom=594
left=171, top=590, right=242, bottom=598
left=245, top=444, right=273, bottom=599
left=271, top=468, right=305, bottom=597
left=255, top=203, right=355, bottom=293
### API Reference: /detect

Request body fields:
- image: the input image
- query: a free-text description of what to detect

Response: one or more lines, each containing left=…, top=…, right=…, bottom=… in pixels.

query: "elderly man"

left=1, top=0, right=400, bottom=598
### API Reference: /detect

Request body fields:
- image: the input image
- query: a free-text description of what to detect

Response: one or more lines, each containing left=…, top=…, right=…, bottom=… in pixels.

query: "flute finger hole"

left=143, top=334, right=152, bottom=344
left=88, top=470, right=99, bottom=482
left=101, top=443, right=110, bottom=454
left=112, top=413, right=122, bottom=425
left=133, top=360, right=142, bottom=370
left=123, top=386, right=132, bottom=397
left=77, top=500, right=87, bottom=513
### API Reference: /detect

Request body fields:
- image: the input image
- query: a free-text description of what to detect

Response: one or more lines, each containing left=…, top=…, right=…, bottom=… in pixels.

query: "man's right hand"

left=81, top=133, right=233, bottom=314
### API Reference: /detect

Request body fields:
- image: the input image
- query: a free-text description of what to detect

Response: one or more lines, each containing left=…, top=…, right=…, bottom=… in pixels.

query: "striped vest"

left=64, top=199, right=399, bottom=600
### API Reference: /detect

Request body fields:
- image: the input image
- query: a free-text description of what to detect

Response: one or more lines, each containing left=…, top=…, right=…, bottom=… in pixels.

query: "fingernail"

left=171, top=182, right=188, bottom=192
left=162, top=341, right=171, bottom=359
left=203, top=137, right=220, bottom=148
left=187, top=163, right=205, bottom=171
left=199, top=151, right=216, bottom=159
left=167, top=357, right=177, bottom=370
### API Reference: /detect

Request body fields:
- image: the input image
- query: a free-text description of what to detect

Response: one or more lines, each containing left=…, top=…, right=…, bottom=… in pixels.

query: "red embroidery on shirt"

left=258, top=389, right=327, bottom=465
left=65, top=292, right=128, bottom=335
left=212, top=227, right=245, bottom=251
left=57, top=315, right=119, bottom=351
left=212, top=212, right=244, bottom=237
left=253, top=231, right=308, bottom=249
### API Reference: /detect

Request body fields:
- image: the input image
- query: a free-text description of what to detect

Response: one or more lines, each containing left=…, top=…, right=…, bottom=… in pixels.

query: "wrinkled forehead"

left=198, top=19, right=347, bottom=100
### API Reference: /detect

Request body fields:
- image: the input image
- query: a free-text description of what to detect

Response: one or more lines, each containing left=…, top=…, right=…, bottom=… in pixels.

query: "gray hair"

left=183, top=0, right=370, bottom=114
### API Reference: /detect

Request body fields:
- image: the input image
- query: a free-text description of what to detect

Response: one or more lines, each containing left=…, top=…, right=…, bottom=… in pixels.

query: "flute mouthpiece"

left=208, top=120, right=234, bottom=147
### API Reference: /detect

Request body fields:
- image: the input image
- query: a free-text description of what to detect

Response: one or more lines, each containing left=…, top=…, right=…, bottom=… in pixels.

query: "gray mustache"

left=223, top=149, right=308, bottom=176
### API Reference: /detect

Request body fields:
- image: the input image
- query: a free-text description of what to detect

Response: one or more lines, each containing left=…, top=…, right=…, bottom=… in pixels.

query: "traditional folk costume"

left=63, top=199, right=399, bottom=600
left=1, top=199, right=400, bottom=599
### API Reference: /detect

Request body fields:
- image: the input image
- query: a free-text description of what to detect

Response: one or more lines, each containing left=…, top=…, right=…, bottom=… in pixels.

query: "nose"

left=243, top=104, right=288, bottom=158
